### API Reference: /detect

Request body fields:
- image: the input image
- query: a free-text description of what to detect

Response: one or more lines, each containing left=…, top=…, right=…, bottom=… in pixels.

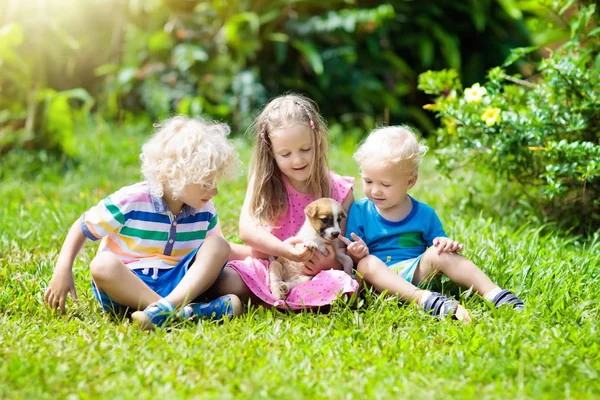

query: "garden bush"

left=418, top=1, right=600, bottom=233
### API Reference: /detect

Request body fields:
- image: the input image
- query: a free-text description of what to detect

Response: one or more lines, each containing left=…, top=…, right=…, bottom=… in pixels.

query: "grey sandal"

left=492, top=289, right=524, bottom=311
left=421, top=292, right=459, bottom=319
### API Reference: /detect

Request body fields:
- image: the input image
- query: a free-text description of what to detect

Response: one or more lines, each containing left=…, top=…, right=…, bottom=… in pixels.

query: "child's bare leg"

left=204, top=266, right=252, bottom=303
left=413, top=247, right=497, bottom=296
left=90, top=252, right=160, bottom=309
left=164, top=235, right=231, bottom=307
left=356, top=255, right=426, bottom=303
left=358, top=255, right=471, bottom=322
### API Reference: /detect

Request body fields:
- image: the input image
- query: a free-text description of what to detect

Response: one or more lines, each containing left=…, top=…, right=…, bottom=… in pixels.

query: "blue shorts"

left=390, top=255, right=423, bottom=284
left=92, top=246, right=221, bottom=314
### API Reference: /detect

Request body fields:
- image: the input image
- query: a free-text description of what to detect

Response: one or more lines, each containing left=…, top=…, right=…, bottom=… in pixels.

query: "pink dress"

left=227, top=172, right=359, bottom=309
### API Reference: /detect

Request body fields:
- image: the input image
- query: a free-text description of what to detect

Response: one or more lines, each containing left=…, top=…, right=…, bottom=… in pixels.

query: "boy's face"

left=180, top=183, right=218, bottom=210
left=269, top=124, right=314, bottom=189
left=360, top=161, right=417, bottom=212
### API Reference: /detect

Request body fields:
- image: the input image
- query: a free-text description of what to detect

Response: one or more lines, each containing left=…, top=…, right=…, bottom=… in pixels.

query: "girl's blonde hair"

left=248, top=93, right=330, bottom=225
left=354, top=125, right=428, bottom=176
left=140, top=115, right=238, bottom=199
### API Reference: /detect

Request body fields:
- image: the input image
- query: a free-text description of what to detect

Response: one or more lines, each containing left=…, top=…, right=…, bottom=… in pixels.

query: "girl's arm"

left=228, top=243, right=253, bottom=260
left=44, top=220, right=87, bottom=311
left=238, top=179, right=312, bottom=262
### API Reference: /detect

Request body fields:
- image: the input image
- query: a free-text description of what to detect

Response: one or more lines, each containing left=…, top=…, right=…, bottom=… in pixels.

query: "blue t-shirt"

left=346, top=196, right=447, bottom=266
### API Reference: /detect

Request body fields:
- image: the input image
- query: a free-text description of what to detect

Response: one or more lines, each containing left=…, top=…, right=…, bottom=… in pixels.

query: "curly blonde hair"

left=140, top=116, right=238, bottom=199
left=247, top=93, right=331, bottom=225
left=354, top=125, right=428, bottom=176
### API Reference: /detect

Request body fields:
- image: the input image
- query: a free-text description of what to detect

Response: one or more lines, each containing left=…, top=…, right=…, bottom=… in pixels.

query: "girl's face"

left=269, top=124, right=314, bottom=191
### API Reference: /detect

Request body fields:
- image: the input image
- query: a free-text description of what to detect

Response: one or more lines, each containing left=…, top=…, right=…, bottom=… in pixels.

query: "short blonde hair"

left=140, top=116, right=238, bottom=199
left=354, top=125, right=428, bottom=176
left=248, top=93, right=331, bottom=225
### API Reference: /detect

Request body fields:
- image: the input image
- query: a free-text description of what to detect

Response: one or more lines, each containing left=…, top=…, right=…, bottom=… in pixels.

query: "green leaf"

left=224, top=12, right=260, bottom=43
left=419, top=39, right=434, bottom=68
left=94, top=63, right=119, bottom=77
left=470, top=0, right=487, bottom=31
left=0, top=23, right=24, bottom=65
left=172, top=44, right=208, bottom=72
left=148, top=31, right=174, bottom=53
left=497, top=0, right=523, bottom=20
left=117, top=68, right=137, bottom=85
left=502, top=46, right=538, bottom=67
left=292, top=41, right=323, bottom=75
left=431, top=26, right=461, bottom=70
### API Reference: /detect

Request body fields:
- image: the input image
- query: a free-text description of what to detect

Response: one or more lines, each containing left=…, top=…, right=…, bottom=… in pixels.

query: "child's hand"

left=282, top=237, right=314, bottom=262
left=340, top=233, right=369, bottom=260
left=432, top=237, right=463, bottom=254
left=44, top=267, right=79, bottom=312
left=303, top=243, right=338, bottom=275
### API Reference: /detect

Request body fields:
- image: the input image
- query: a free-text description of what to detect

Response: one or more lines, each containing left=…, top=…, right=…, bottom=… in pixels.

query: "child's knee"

left=89, top=252, right=122, bottom=282
left=422, top=247, right=443, bottom=263
left=203, top=235, right=231, bottom=258
left=356, top=255, right=382, bottom=281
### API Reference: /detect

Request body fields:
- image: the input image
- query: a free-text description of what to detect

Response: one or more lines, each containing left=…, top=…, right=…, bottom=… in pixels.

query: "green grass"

left=1, top=120, right=599, bottom=399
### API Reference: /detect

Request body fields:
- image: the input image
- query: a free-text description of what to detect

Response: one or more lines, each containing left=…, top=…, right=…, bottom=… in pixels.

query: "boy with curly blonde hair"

left=45, top=116, right=247, bottom=330
left=344, top=125, right=524, bottom=322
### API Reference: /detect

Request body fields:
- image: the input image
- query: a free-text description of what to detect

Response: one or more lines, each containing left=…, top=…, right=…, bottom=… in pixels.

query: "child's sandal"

left=492, top=289, right=524, bottom=311
left=421, top=292, right=459, bottom=319
left=131, top=299, right=175, bottom=331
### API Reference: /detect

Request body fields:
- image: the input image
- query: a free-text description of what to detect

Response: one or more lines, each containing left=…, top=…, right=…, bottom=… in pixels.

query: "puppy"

left=269, top=198, right=354, bottom=299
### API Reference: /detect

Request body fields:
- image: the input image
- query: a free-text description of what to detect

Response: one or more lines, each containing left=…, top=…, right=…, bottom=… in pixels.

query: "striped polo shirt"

left=80, top=182, right=221, bottom=271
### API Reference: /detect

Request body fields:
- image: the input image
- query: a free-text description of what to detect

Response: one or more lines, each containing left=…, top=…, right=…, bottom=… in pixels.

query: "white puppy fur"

left=269, top=198, right=354, bottom=299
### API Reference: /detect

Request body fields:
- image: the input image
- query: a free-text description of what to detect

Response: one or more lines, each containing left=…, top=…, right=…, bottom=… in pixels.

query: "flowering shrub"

left=418, top=3, right=600, bottom=232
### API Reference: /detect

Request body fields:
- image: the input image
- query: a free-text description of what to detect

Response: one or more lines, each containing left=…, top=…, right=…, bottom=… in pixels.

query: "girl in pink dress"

left=213, top=93, right=358, bottom=309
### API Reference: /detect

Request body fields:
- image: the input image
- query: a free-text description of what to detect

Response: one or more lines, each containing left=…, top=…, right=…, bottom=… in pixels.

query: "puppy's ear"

left=305, top=203, right=318, bottom=218
left=341, top=207, right=347, bottom=219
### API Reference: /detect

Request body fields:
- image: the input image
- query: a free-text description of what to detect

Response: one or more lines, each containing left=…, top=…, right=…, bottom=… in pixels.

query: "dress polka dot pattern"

left=227, top=172, right=358, bottom=310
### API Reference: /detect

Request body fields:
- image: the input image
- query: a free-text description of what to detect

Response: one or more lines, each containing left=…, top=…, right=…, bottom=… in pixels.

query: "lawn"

left=0, top=119, right=598, bottom=399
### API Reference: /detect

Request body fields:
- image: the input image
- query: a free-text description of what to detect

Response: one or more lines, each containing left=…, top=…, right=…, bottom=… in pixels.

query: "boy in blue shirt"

left=343, top=126, right=524, bottom=322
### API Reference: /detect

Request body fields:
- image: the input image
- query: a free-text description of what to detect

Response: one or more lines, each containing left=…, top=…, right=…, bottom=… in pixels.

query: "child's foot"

left=187, top=294, right=243, bottom=321
left=421, top=292, right=471, bottom=323
left=131, top=298, right=176, bottom=331
left=491, top=289, right=524, bottom=311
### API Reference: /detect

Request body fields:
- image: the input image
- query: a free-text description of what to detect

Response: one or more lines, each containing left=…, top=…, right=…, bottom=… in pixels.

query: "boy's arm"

left=342, top=202, right=369, bottom=264
left=44, top=220, right=87, bottom=311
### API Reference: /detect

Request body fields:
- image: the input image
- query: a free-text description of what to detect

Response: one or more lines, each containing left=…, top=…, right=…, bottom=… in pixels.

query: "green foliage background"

left=0, top=0, right=534, bottom=153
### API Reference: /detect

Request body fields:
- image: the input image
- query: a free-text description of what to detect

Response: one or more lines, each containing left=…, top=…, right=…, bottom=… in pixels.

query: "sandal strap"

left=422, top=292, right=458, bottom=318
left=493, top=289, right=524, bottom=310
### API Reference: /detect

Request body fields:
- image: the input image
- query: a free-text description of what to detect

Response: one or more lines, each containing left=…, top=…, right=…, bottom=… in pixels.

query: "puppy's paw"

left=303, top=240, right=318, bottom=251
left=276, top=282, right=289, bottom=299
left=271, top=281, right=288, bottom=299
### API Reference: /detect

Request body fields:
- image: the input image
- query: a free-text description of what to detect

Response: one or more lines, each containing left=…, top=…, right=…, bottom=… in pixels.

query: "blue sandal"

left=188, top=294, right=243, bottom=321
left=131, top=299, right=176, bottom=330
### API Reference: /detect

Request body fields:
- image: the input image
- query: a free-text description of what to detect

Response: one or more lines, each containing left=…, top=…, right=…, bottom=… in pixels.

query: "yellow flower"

left=464, top=83, right=487, bottom=103
left=481, top=107, right=502, bottom=127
